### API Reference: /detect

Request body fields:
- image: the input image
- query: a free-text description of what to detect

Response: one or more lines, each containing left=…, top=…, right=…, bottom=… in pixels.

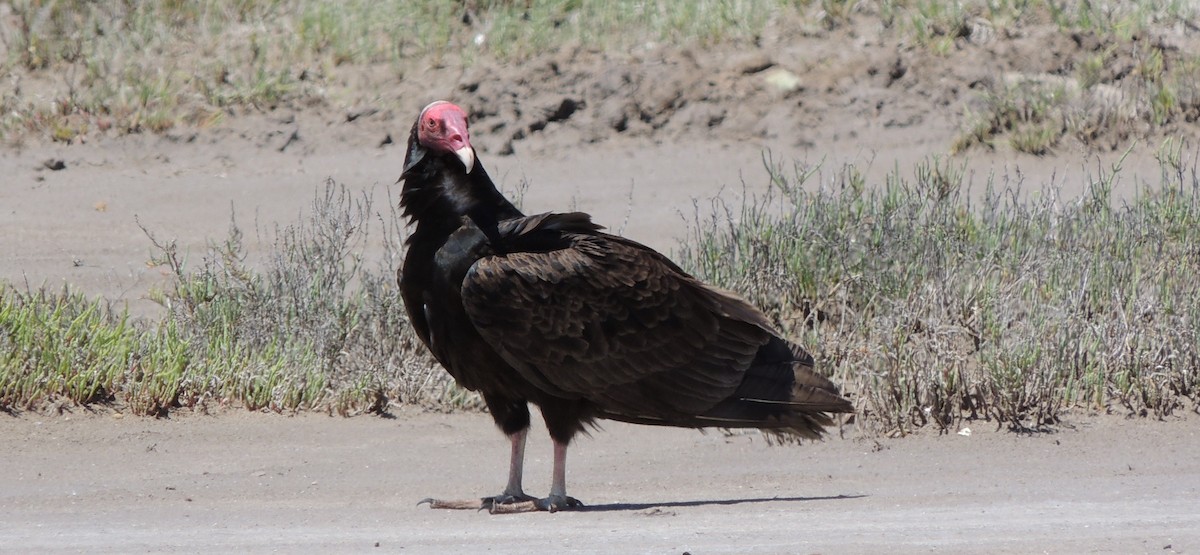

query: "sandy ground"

left=1, top=410, right=1197, bottom=554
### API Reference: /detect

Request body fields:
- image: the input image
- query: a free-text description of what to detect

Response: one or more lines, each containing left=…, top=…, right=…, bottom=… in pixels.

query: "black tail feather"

left=599, top=336, right=852, bottom=440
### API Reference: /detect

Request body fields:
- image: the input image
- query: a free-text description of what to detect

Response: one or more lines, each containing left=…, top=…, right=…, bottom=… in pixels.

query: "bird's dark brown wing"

left=460, top=213, right=779, bottom=419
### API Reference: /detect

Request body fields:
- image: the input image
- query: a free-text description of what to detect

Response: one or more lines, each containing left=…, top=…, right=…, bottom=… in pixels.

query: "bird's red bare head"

left=417, top=101, right=475, bottom=171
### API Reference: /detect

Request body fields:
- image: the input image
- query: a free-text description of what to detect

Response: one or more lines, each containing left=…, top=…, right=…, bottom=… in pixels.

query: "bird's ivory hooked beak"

left=455, top=146, right=476, bottom=172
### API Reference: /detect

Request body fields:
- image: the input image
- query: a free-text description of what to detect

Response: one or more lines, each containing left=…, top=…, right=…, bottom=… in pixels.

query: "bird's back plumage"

left=456, top=211, right=852, bottom=439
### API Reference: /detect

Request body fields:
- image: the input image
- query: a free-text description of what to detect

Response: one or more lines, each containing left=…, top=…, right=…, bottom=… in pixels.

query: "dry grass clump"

left=0, top=182, right=471, bottom=416
left=3, top=154, right=1198, bottom=431
left=142, top=181, right=471, bottom=415
left=678, top=145, right=1200, bottom=435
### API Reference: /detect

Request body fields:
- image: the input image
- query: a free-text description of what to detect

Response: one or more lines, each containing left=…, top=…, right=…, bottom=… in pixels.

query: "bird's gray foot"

left=536, top=494, right=583, bottom=513
left=488, top=494, right=584, bottom=514
left=484, top=492, right=538, bottom=510
left=417, top=492, right=536, bottom=511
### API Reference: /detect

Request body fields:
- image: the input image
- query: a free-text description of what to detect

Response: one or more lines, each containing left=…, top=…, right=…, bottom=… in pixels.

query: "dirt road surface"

left=1, top=411, right=1196, bottom=554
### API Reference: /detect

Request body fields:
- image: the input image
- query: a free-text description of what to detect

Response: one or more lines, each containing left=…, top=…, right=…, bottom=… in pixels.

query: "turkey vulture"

left=398, top=101, right=853, bottom=513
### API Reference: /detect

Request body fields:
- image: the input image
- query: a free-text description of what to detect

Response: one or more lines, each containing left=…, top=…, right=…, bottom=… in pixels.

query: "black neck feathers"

left=400, top=135, right=522, bottom=247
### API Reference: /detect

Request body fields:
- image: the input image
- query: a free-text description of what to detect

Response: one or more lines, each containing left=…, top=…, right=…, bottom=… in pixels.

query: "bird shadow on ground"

left=576, top=493, right=864, bottom=513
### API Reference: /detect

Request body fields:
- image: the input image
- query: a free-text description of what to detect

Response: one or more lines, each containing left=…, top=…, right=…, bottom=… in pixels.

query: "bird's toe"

left=534, top=494, right=583, bottom=513
left=483, top=493, right=536, bottom=509
left=418, top=497, right=489, bottom=510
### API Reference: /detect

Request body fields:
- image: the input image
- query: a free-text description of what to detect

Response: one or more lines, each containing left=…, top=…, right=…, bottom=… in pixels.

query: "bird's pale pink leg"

left=538, top=438, right=583, bottom=511
left=498, top=427, right=533, bottom=501
left=491, top=438, right=583, bottom=514
left=418, top=429, right=535, bottom=510
left=549, top=439, right=568, bottom=498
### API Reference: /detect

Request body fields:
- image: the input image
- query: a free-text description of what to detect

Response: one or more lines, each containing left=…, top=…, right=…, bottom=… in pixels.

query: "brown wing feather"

left=461, top=214, right=775, bottom=420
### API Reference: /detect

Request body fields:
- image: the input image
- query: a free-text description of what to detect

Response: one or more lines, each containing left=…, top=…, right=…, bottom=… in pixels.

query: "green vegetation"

left=678, top=143, right=1200, bottom=434
left=2, top=183, right=467, bottom=416
left=4, top=150, right=1197, bottom=431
